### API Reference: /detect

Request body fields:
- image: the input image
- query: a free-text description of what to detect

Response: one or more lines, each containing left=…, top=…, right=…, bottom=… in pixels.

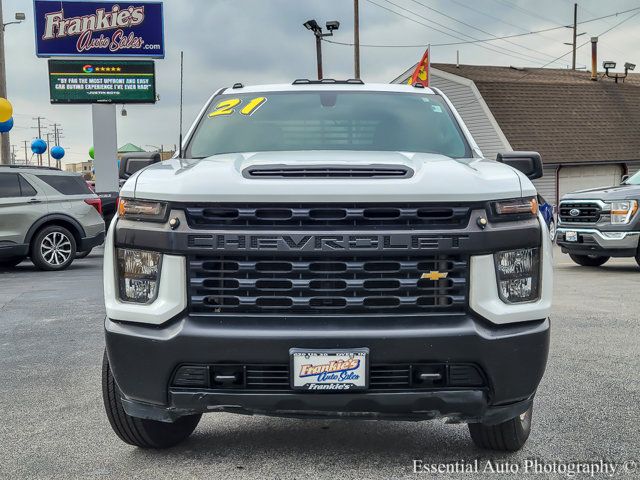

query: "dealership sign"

left=34, top=1, right=164, bottom=58
left=48, top=59, right=156, bottom=103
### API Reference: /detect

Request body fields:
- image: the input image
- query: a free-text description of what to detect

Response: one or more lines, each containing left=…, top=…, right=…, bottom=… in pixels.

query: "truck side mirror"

left=496, top=151, right=543, bottom=180
left=621, top=174, right=630, bottom=184
left=119, top=152, right=162, bottom=179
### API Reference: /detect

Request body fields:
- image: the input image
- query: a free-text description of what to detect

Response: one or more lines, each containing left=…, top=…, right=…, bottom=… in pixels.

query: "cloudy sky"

left=3, top=0, right=640, bottom=164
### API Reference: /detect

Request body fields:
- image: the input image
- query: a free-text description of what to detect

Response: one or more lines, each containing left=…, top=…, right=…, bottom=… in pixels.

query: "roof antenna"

left=179, top=51, right=184, bottom=158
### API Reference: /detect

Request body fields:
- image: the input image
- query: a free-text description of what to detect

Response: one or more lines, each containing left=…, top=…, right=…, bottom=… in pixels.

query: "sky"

left=3, top=0, right=640, bottom=165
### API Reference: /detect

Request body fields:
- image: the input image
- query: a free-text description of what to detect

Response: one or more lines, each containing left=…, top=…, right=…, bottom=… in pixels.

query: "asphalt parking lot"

left=1, top=248, right=639, bottom=479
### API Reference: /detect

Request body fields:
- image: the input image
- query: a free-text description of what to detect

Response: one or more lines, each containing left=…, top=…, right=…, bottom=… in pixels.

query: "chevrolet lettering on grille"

left=187, top=234, right=469, bottom=252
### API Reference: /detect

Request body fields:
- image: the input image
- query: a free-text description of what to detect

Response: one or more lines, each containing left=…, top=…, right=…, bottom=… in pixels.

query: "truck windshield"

left=187, top=91, right=471, bottom=159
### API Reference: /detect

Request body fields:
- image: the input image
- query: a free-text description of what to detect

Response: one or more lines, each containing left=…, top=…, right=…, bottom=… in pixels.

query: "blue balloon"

left=0, top=117, right=13, bottom=133
left=51, top=145, right=65, bottom=160
left=31, top=138, right=47, bottom=155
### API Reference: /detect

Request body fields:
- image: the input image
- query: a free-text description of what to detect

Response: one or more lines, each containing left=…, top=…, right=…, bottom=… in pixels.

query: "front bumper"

left=105, top=313, right=550, bottom=424
left=556, top=227, right=639, bottom=257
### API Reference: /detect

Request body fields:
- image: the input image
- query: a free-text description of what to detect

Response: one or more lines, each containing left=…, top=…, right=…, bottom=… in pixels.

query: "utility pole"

left=51, top=123, right=60, bottom=145
left=0, top=1, right=10, bottom=164
left=10, top=143, right=15, bottom=163
left=22, top=140, right=28, bottom=163
left=354, top=0, right=361, bottom=79
left=32, top=116, right=45, bottom=165
left=572, top=3, right=577, bottom=71
left=45, top=133, right=51, bottom=166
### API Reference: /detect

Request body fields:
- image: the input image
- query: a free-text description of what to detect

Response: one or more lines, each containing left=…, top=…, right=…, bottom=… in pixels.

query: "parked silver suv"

left=0, top=166, right=105, bottom=271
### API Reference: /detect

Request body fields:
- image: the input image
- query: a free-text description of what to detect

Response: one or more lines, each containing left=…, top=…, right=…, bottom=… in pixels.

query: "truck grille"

left=183, top=203, right=471, bottom=230
left=189, top=254, right=467, bottom=315
left=172, top=363, right=486, bottom=391
left=559, top=202, right=602, bottom=223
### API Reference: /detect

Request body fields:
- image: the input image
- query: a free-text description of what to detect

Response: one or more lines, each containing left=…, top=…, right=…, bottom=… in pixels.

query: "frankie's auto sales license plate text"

left=291, top=350, right=368, bottom=391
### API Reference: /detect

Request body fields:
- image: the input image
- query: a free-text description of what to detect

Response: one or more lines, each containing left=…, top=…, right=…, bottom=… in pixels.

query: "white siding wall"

left=532, top=165, right=558, bottom=208
left=430, top=74, right=508, bottom=160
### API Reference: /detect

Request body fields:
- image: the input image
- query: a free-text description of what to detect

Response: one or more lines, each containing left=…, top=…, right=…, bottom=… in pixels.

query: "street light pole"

left=303, top=20, right=340, bottom=80
left=0, top=1, right=10, bottom=164
left=315, top=34, right=323, bottom=80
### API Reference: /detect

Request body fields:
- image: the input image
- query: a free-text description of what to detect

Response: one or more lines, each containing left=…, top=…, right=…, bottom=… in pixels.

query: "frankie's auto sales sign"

left=34, top=1, right=164, bottom=58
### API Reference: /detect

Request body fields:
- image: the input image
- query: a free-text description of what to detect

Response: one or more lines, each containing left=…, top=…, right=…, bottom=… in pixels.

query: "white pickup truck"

left=102, top=80, right=553, bottom=451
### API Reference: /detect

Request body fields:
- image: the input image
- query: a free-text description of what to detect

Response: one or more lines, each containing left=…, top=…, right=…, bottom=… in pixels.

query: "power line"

left=366, top=0, right=568, bottom=65
left=405, top=0, right=565, bottom=65
left=491, top=0, right=566, bottom=27
left=447, top=9, right=640, bottom=112
left=518, top=9, right=640, bottom=77
left=325, top=5, right=640, bottom=49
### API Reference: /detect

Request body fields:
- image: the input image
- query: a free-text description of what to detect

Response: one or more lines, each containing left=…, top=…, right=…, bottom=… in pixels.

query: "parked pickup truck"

left=102, top=80, right=553, bottom=451
left=557, top=172, right=640, bottom=267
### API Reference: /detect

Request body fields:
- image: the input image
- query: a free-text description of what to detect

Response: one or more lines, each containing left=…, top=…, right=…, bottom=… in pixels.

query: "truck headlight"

left=609, top=200, right=637, bottom=225
left=117, top=248, right=162, bottom=304
left=494, top=248, right=540, bottom=304
left=118, top=198, right=168, bottom=222
left=491, top=197, right=539, bottom=218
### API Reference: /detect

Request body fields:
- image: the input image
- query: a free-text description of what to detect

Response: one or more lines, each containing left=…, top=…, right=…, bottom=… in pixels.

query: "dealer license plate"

left=290, top=348, right=368, bottom=391
left=565, top=231, right=578, bottom=242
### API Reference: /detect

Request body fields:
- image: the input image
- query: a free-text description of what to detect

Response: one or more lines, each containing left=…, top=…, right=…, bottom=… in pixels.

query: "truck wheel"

left=468, top=405, right=533, bottom=451
left=569, top=254, right=610, bottom=267
left=102, top=351, right=201, bottom=449
left=30, top=225, right=77, bottom=271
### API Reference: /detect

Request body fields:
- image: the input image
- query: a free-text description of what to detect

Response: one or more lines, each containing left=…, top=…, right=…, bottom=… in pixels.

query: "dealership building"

left=394, top=64, right=640, bottom=207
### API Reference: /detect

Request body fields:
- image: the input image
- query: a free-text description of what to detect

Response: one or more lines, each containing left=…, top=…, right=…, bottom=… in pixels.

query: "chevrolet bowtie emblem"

left=421, top=271, right=448, bottom=281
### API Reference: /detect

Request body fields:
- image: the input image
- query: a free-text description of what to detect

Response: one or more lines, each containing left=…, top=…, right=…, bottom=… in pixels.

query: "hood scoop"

left=243, top=164, right=414, bottom=179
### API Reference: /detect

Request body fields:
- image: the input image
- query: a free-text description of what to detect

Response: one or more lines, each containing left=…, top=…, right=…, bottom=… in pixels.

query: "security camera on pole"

left=303, top=19, right=340, bottom=80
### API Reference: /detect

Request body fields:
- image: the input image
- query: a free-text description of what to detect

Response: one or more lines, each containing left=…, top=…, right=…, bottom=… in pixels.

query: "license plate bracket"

left=290, top=348, right=369, bottom=391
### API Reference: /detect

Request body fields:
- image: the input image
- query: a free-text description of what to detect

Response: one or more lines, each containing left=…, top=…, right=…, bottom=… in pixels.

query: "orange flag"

left=408, top=47, right=430, bottom=87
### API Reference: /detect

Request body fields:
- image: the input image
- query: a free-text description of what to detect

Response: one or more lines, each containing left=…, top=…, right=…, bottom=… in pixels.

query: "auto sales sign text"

left=34, top=1, right=165, bottom=58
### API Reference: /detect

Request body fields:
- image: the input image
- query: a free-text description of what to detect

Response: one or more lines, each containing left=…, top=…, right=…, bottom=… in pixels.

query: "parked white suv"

left=102, top=81, right=553, bottom=451
left=0, top=166, right=105, bottom=270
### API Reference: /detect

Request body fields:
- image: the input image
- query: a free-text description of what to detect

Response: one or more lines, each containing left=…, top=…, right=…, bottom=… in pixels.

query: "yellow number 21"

left=209, top=97, right=267, bottom=118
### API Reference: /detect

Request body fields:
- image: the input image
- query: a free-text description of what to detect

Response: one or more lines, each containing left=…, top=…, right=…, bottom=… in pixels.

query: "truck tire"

left=468, top=405, right=533, bottom=451
left=102, top=351, right=201, bottom=449
left=30, top=225, right=77, bottom=271
left=569, top=254, right=610, bottom=267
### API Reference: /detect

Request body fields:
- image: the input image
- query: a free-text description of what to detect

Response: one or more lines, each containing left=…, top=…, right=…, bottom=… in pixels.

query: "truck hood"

left=124, top=151, right=531, bottom=203
left=561, top=183, right=640, bottom=201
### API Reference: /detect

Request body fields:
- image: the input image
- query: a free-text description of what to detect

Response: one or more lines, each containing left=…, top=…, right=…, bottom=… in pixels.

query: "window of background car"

left=0, top=173, right=22, bottom=198
left=18, top=175, right=37, bottom=197
left=187, top=91, right=471, bottom=159
left=36, top=175, right=93, bottom=195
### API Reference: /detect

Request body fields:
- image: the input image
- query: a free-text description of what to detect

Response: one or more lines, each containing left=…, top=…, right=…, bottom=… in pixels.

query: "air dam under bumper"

left=105, top=314, right=549, bottom=424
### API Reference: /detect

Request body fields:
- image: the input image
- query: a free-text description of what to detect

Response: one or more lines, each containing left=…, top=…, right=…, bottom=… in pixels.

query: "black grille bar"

left=172, top=364, right=485, bottom=391
left=243, top=165, right=413, bottom=179
left=189, top=254, right=467, bottom=315
left=183, top=203, right=471, bottom=230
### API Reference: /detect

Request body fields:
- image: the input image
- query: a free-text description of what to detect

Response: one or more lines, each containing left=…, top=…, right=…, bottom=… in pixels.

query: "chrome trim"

left=556, top=227, right=640, bottom=249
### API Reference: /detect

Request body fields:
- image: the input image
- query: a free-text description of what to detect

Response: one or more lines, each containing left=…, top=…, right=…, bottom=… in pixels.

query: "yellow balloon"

left=0, top=98, right=12, bottom=123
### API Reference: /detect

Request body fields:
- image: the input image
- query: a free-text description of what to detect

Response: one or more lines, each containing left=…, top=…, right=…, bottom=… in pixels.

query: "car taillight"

left=85, top=197, right=103, bottom=215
